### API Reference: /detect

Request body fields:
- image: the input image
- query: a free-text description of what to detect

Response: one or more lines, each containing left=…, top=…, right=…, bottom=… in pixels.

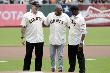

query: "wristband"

left=21, top=36, right=24, bottom=39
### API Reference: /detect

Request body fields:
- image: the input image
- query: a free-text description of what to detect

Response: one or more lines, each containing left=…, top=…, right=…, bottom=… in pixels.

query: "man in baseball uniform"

left=68, top=5, right=87, bottom=73
left=20, top=1, right=46, bottom=71
left=45, top=4, right=70, bottom=72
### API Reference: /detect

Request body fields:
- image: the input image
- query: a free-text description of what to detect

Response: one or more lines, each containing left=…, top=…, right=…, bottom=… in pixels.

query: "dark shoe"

left=68, top=68, right=74, bottom=72
left=58, top=69, right=62, bottom=72
left=35, top=69, right=41, bottom=71
left=51, top=68, right=55, bottom=72
left=58, top=67, right=62, bottom=72
left=23, top=69, right=29, bottom=71
left=79, top=69, right=85, bottom=73
left=79, top=71, right=85, bottom=73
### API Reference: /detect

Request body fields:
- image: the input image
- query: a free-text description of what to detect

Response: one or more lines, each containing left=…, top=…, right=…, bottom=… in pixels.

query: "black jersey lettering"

left=29, top=17, right=42, bottom=24
left=71, top=19, right=76, bottom=26
left=50, top=19, right=64, bottom=25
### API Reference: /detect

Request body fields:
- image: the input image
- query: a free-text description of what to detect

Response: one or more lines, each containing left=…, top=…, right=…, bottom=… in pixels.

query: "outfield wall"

left=0, top=4, right=110, bottom=27
left=0, top=4, right=26, bottom=27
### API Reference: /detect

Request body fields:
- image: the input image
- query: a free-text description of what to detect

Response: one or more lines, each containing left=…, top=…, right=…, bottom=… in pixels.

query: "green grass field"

left=0, top=58, right=110, bottom=73
left=0, top=27, right=110, bottom=73
left=0, top=27, right=110, bottom=46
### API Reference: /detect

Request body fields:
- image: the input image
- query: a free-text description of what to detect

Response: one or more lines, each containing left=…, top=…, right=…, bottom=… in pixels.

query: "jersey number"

left=71, top=20, right=76, bottom=26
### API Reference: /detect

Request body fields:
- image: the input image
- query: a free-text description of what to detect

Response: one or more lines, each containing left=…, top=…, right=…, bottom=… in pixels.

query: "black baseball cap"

left=30, top=1, right=41, bottom=7
left=70, top=5, right=79, bottom=11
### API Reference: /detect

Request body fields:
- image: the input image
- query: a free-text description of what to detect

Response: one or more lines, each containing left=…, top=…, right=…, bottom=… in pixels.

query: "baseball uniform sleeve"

left=40, top=12, right=46, bottom=26
left=80, top=17, right=87, bottom=34
left=20, top=14, right=28, bottom=27
left=44, top=13, right=50, bottom=26
left=41, top=12, right=46, bottom=22
left=65, top=14, right=70, bottom=28
left=66, top=14, right=71, bottom=28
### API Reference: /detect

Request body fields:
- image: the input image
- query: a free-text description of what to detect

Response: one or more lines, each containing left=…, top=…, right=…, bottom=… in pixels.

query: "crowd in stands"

left=91, top=0, right=110, bottom=4
left=0, top=0, right=110, bottom=4
left=59, top=0, right=110, bottom=4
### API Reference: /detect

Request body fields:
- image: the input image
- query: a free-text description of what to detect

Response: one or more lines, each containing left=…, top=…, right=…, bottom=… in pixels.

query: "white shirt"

left=45, top=12, right=70, bottom=45
left=34, top=0, right=43, bottom=4
left=21, top=11, right=46, bottom=43
left=68, top=13, right=87, bottom=45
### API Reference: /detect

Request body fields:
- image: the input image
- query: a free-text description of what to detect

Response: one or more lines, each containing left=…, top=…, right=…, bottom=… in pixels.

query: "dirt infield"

left=0, top=46, right=110, bottom=73
left=0, top=46, right=110, bottom=59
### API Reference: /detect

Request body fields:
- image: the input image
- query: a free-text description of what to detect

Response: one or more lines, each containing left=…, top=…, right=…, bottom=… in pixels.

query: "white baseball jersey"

left=68, top=13, right=87, bottom=45
left=20, top=11, right=46, bottom=43
left=45, top=12, right=70, bottom=45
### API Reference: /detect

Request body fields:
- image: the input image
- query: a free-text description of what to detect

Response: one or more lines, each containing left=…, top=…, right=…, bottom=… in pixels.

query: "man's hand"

left=21, top=26, right=26, bottom=45
left=78, top=43, right=83, bottom=51
left=21, top=37, right=25, bottom=45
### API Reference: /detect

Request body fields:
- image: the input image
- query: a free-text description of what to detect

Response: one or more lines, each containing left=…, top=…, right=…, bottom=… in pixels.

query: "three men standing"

left=21, top=2, right=86, bottom=73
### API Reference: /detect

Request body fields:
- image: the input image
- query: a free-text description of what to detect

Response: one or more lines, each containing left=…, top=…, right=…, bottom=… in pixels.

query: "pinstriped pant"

left=49, top=44, right=64, bottom=69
